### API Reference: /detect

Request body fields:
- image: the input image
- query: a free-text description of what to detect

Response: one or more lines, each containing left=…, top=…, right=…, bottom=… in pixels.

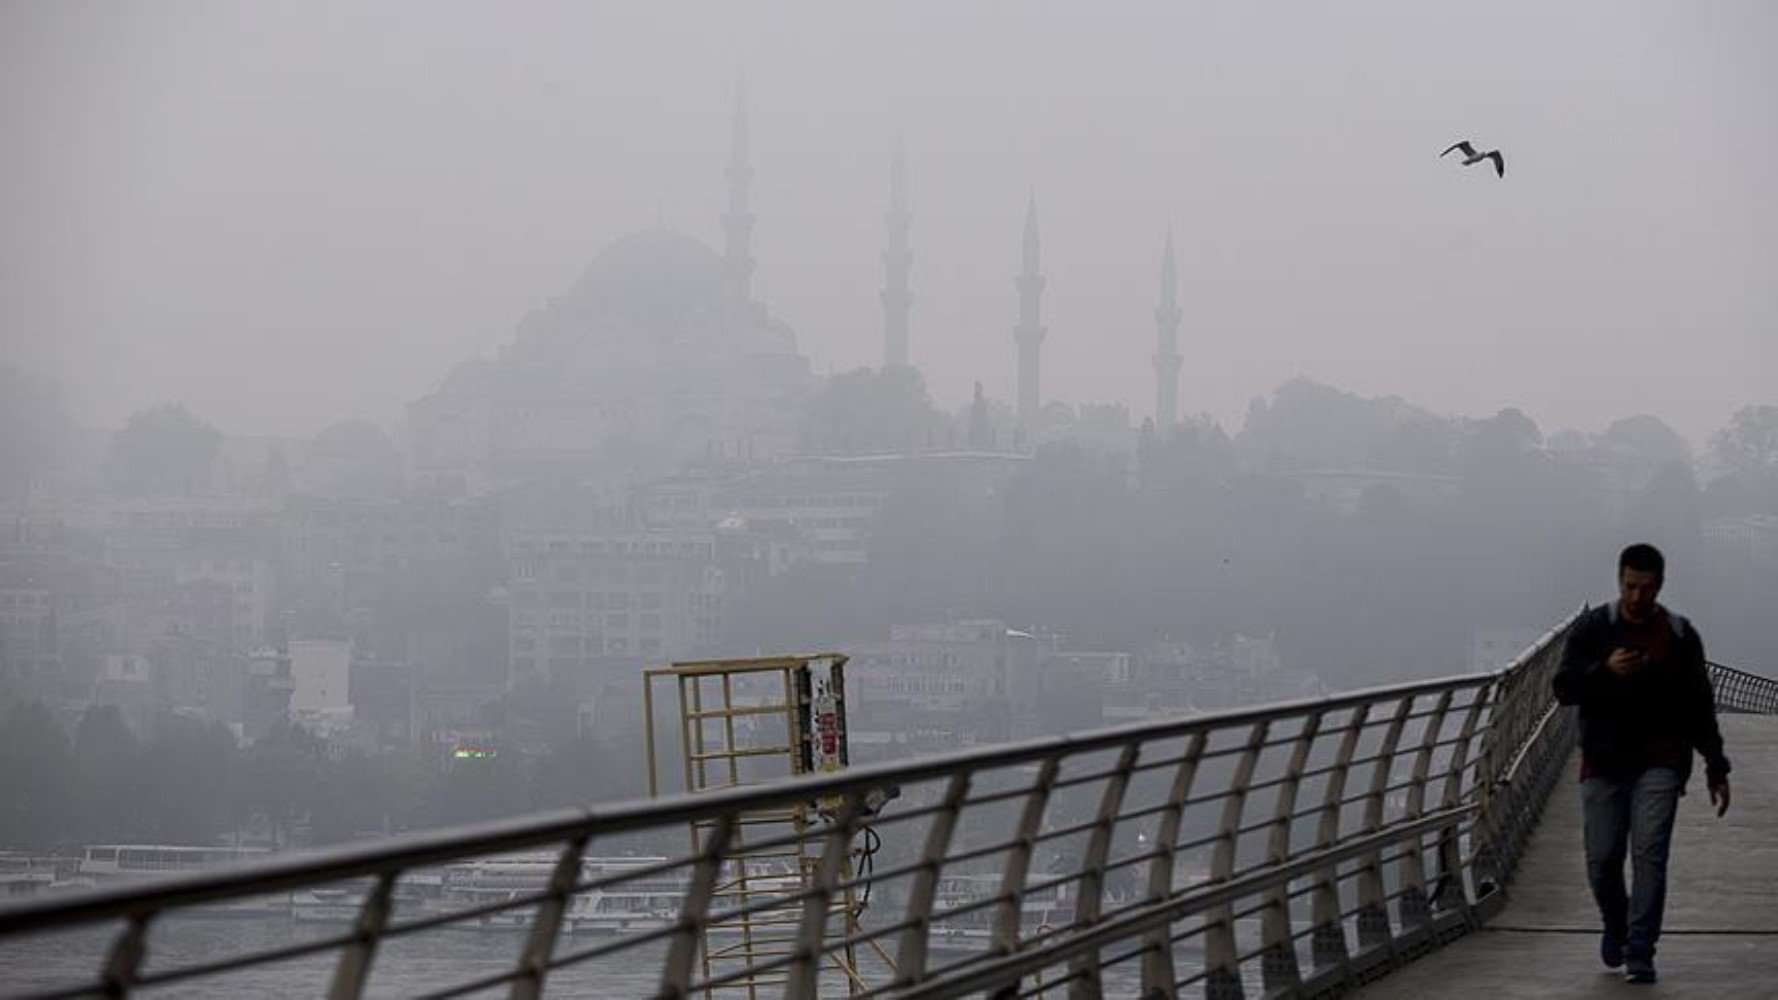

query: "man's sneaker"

left=1624, top=949, right=1657, bottom=984
left=1600, top=933, right=1625, bottom=970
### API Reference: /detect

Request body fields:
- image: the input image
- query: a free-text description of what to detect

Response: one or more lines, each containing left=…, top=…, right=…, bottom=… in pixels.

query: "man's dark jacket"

left=1552, top=603, right=1731, bottom=786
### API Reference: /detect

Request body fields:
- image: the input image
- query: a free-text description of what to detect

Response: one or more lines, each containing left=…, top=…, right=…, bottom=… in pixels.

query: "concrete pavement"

left=1354, top=713, right=1778, bottom=999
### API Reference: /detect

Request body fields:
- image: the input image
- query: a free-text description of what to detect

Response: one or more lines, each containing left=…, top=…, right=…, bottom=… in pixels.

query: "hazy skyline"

left=3, top=1, right=1774, bottom=445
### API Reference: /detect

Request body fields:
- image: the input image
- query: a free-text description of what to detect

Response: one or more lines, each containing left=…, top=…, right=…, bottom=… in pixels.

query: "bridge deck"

left=1356, top=713, right=1778, bottom=999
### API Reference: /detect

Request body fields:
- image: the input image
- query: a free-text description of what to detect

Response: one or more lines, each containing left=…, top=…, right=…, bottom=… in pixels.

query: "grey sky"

left=3, top=0, right=1774, bottom=445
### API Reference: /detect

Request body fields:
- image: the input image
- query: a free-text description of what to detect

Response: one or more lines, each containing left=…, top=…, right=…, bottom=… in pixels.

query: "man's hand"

left=1709, top=776, right=1732, bottom=818
left=1606, top=647, right=1646, bottom=676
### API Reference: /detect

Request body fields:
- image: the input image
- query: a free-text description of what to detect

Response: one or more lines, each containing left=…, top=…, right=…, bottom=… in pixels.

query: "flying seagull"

left=1441, top=140, right=1505, bottom=178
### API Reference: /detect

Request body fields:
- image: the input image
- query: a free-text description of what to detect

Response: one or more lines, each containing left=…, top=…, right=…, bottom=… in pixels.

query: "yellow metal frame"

left=644, top=653, right=888, bottom=997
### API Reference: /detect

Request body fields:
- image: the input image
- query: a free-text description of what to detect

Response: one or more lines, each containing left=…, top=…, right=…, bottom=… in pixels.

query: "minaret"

left=723, top=82, right=756, bottom=321
left=1154, top=227, right=1183, bottom=428
left=1013, top=192, right=1047, bottom=433
left=882, top=135, right=913, bottom=368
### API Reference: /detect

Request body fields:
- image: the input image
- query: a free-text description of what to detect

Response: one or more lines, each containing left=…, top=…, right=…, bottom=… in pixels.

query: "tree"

left=1709, top=406, right=1778, bottom=480
left=1705, top=406, right=1778, bottom=516
left=138, top=714, right=237, bottom=843
left=1237, top=378, right=1446, bottom=473
left=1601, top=414, right=1692, bottom=465
left=0, top=701, right=76, bottom=849
left=106, top=404, right=223, bottom=496
left=233, top=721, right=327, bottom=847
left=860, top=462, right=989, bottom=623
left=73, top=705, right=143, bottom=843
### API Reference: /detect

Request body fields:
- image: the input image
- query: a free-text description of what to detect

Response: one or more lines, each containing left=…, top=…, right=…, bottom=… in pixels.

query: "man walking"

left=1553, top=543, right=1732, bottom=984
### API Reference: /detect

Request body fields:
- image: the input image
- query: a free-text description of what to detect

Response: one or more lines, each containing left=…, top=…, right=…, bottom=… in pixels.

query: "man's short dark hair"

left=1619, top=543, right=1665, bottom=579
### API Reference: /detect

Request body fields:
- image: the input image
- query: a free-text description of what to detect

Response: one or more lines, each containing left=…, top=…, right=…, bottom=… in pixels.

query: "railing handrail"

left=0, top=662, right=1513, bottom=935
left=5, top=606, right=1772, bottom=1000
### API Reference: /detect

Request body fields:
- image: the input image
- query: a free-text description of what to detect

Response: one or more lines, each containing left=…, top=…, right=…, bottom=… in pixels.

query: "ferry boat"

left=78, top=844, right=282, bottom=915
left=925, top=872, right=1075, bottom=952
left=434, top=854, right=681, bottom=933
left=78, top=844, right=271, bottom=881
left=288, top=869, right=447, bottom=924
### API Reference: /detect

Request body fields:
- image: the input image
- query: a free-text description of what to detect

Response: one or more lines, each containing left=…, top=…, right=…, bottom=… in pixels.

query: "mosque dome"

left=532, top=229, right=727, bottom=344
left=309, top=419, right=398, bottom=463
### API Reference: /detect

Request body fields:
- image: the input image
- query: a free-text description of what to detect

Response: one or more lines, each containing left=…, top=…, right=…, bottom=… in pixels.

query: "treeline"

left=729, top=388, right=1778, bottom=689
left=0, top=702, right=643, bottom=852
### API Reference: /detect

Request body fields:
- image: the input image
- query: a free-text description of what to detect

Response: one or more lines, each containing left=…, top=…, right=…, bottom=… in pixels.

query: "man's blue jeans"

left=1581, top=766, right=1683, bottom=953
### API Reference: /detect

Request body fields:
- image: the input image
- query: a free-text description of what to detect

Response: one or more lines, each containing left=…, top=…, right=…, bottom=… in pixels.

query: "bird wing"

left=1485, top=151, right=1505, bottom=177
left=1441, top=141, right=1476, bottom=158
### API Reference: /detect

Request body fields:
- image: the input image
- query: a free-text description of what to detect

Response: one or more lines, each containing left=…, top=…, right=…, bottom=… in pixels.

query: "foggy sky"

left=3, top=1, right=1774, bottom=446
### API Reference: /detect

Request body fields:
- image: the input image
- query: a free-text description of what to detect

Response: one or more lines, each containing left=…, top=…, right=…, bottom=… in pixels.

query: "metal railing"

left=1, top=611, right=1768, bottom=999
left=1708, top=660, right=1778, bottom=715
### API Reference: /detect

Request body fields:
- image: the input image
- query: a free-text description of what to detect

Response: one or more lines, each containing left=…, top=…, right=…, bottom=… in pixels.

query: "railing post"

left=1258, top=711, right=1321, bottom=996
left=1468, top=674, right=1516, bottom=898
left=1139, top=731, right=1205, bottom=1000
left=1354, top=696, right=1413, bottom=955
left=1430, top=688, right=1490, bottom=919
left=328, top=872, right=397, bottom=1000
left=786, top=796, right=862, bottom=1000
left=1066, top=742, right=1142, bottom=1000
left=101, top=912, right=151, bottom=1000
left=660, top=813, right=737, bottom=1000
left=1307, top=703, right=1369, bottom=977
left=509, top=834, right=590, bottom=1000
left=986, top=755, right=1062, bottom=999
left=1204, top=721, right=1268, bottom=1000
left=896, top=772, right=972, bottom=986
left=1395, top=690, right=1454, bottom=936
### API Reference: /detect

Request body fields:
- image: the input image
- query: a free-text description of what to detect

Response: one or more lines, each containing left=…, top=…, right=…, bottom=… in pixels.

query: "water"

left=0, top=914, right=1213, bottom=997
left=0, top=915, right=664, bottom=998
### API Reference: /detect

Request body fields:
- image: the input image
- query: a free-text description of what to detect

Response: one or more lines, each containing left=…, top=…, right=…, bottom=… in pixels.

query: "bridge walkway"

left=1355, top=713, right=1778, bottom=999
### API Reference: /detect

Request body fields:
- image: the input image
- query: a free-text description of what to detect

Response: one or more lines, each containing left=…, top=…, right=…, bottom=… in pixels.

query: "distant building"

left=241, top=646, right=295, bottom=738
left=1037, top=651, right=1142, bottom=730
left=503, top=486, right=730, bottom=687
left=349, top=657, right=416, bottom=748
left=848, top=619, right=1054, bottom=749
left=1143, top=632, right=1321, bottom=713
left=1273, top=469, right=1460, bottom=516
left=409, top=94, right=811, bottom=495
left=289, top=638, right=352, bottom=715
left=1702, top=514, right=1778, bottom=562
left=708, top=451, right=1025, bottom=566
left=301, top=420, right=403, bottom=498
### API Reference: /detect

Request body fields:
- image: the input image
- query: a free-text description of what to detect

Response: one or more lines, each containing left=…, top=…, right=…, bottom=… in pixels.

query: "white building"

left=289, top=638, right=352, bottom=714
left=848, top=620, right=1054, bottom=747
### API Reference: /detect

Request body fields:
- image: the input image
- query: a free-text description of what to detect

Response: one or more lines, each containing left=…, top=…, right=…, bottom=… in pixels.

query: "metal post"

left=1355, top=696, right=1413, bottom=954
left=328, top=872, right=397, bottom=1000
left=1307, top=704, right=1369, bottom=974
left=1396, top=691, right=1454, bottom=934
left=660, top=814, right=737, bottom=1000
left=1139, top=732, right=1205, bottom=999
left=786, top=797, right=862, bottom=1000
left=1205, top=721, right=1268, bottom=1000
left=1430, top=689, right=1489, bottom=917
left=1066, top=742, right=1141, bottom=999
left=986, top=756, right=1062, bottom=998
left=509, top=835, right=590, bottom=1000
left=1258, top=711, right=1321, bottom=995
left=101, top=912, right=151, bottom=1000
left=897, top=772, right=972, bottom=985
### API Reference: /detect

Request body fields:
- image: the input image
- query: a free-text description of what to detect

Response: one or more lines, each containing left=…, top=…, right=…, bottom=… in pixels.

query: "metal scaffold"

left=644, top=654, right=893, bottom=998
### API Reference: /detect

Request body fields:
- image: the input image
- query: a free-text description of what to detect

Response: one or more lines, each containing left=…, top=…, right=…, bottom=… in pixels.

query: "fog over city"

left=1, top=0, right=1776, bottom=882
left=6, top=1, right=1775, bottom=439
